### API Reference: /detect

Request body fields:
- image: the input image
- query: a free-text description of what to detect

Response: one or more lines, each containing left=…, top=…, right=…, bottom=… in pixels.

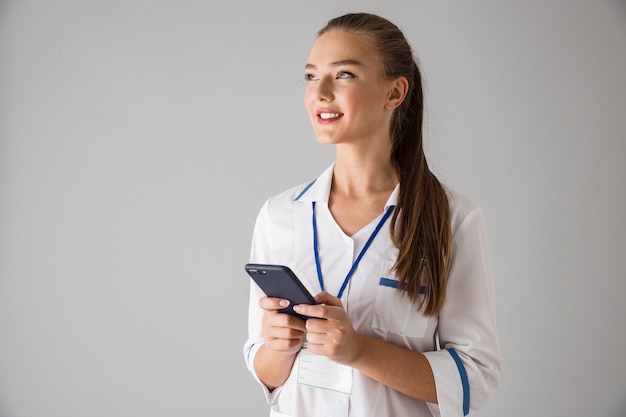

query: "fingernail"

left=293, top=305, right=301, bottom=312
left=279, top=299, right=290, bottom=307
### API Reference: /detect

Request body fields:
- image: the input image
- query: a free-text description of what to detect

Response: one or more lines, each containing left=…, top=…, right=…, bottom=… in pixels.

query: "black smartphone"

left=245, top=263, right=318, bottom=320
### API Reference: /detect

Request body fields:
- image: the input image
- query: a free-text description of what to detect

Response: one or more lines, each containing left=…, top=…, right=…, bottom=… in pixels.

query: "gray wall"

left=1, top=1, right=625, bottom=416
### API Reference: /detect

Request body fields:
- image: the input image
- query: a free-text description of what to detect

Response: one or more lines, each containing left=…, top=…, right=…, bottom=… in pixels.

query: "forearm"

left=349, top=334, right=438, bottom=403
left=254, top=343, right=298, bottom=391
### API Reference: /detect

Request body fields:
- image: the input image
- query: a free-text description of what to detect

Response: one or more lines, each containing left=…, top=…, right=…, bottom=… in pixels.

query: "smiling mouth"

left=319, top=112, right=342, bottom=119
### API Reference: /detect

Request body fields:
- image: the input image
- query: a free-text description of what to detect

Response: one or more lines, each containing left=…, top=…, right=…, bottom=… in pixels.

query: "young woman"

left=244, top=13, right=501, bottom=417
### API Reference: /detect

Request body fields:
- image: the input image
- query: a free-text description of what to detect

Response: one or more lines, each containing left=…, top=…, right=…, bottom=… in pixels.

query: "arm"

left=253, top=345, right=298, bottom=391
left=295, top=206, right=501, bottom=414
left=421, top=207, right=501, bottom=415
left=244, top=196, right=308, bottom=397
left=350, top=332, right=438, bottom=403
left=295, top=292, right=438, bottom=403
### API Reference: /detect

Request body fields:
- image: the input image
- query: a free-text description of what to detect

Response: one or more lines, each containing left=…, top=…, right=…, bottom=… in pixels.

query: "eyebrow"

left=305, top=59, right=365, bottom=70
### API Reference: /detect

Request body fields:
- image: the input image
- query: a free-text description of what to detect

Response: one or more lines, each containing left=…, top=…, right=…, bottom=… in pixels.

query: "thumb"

left=314, top=291, right=344, bottom=308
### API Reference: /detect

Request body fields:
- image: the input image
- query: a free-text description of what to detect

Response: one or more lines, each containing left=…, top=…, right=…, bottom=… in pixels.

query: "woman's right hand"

left=259, top=297, right=307, bottom=355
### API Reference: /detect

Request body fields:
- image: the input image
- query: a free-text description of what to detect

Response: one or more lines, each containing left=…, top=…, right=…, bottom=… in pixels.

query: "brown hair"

left=319, top=13, right=451, bottom=316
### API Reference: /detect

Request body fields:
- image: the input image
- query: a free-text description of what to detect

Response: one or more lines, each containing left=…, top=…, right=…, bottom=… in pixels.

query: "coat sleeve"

left=423, top=207, right=501, bottom=417
left=242, top=198, right=283, bottom=404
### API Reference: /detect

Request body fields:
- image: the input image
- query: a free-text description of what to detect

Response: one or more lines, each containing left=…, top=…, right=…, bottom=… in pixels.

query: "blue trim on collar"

left=447, top=348, right=470, bottom=416
left=294, top=179, right=317, bottom=201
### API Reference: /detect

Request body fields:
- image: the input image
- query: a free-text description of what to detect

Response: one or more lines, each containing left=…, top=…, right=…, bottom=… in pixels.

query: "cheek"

left=304, top=91, right=319, bottom=126
left=353, top=88, right=387, bottom=116
left=345, top=92, right=372, bottom=116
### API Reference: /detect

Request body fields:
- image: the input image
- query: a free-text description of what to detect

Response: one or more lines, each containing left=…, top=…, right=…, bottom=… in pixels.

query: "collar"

left=294, top=163, right=399, bottom=209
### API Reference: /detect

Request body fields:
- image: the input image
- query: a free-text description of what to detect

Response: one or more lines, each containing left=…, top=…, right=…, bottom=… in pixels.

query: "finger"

left=258, top=296, right=290, bottom=311
left=265, top=329, right=305, bottom=354
left=267, top=324, right=306, bottom=340
left=266, top=337, right=304, bottom=354
left=293, top=303, right=344, bottom=321
left=304, top=329, right=326, bottom=345
left=263, top=311, right=307, bottom=331
left=303, top=317, right=331, bottom=333
left=314, top=291, right=344, bottom=308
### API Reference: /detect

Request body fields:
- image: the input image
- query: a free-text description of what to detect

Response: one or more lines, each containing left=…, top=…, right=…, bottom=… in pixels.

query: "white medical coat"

left=244, top=164, right=501, bottom=417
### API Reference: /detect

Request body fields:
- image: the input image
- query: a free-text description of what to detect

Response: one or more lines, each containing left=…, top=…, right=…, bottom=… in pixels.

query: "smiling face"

left=304, top=30, right=397, bottom=148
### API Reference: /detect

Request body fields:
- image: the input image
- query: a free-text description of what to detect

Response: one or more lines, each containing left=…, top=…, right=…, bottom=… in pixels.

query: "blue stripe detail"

left=312, top=201, right=324, bottom=292
left=378, top=278, right=425, bottom=294
left=447, top=348, right=470, bottom=416
left=379, top=277, right=400, bottom=288
left=294, top=179, right=316, bottom=201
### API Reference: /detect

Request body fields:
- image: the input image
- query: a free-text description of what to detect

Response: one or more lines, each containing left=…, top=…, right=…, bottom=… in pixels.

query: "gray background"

left=1, top=1, right=625, bottom=416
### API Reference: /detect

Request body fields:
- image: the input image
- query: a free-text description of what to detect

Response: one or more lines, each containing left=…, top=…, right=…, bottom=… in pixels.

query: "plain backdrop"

left=1, top=1, right=625, bottom=416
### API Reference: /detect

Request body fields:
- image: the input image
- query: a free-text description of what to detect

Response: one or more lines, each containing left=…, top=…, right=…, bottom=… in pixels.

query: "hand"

left=259, top=297, right=307, bottom=355
left=294, top=291, right=364, bottom=365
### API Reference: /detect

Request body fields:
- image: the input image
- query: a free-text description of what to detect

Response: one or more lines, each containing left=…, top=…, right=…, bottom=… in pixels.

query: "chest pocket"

left=370, top=260, right=429, bottom=338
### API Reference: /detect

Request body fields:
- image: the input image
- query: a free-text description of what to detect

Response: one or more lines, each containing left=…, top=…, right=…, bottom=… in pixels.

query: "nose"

left=315, top=76, right=334, bottom=102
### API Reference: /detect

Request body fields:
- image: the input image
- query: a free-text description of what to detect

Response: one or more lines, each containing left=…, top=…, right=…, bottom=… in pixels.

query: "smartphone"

left=245, top=263, right=318, bottom=320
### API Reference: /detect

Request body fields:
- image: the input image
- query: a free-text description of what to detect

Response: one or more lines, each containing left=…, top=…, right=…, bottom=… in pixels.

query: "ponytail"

left=389, top=59, right=451, bottom=316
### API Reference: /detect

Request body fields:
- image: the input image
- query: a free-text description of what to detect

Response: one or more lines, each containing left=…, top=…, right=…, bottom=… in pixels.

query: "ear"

left=385, top=76, right=409, bottom=110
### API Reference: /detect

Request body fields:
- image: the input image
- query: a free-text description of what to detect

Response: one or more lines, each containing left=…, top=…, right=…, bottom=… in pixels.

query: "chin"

left=314, top=136, right=340, bottom=146
left=312, top=131, right=334, bottom=144
left=313, top=128, right=348, bottom=144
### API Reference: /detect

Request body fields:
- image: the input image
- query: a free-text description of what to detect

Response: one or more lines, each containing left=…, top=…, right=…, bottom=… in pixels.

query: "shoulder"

left=257, top=179, right=317, bottom=219
left=445, top=187, right=485, bottom=235
left=267, top=181, right=315, bottom=207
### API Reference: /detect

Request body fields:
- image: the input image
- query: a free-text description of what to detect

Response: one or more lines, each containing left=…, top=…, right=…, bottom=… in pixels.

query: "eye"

left=304, top=73, right=318, bottom=81
left=337, top=71, right=356, bottom=79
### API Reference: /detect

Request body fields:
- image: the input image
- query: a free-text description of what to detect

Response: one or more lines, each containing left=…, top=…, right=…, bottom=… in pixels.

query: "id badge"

left=296, top=347, right=353, bottom=395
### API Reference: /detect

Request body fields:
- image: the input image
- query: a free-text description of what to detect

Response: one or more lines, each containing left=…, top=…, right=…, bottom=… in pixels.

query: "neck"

left=332, top=144, right=398, bottom=198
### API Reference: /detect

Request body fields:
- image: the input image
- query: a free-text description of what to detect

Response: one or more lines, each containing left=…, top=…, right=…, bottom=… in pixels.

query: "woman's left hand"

left=293, top=291, right=364, bottom=365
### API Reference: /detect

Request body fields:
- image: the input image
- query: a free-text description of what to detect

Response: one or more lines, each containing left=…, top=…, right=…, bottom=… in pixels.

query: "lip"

left=316, top=108, right=344, bottom=124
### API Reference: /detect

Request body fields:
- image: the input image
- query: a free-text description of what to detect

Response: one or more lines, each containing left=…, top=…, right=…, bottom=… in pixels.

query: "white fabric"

left=243, top=164, right=501, bottom=417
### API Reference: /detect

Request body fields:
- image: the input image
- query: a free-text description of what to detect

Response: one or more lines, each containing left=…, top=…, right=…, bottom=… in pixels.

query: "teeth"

left=319, top=113, right=341, bottom=119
